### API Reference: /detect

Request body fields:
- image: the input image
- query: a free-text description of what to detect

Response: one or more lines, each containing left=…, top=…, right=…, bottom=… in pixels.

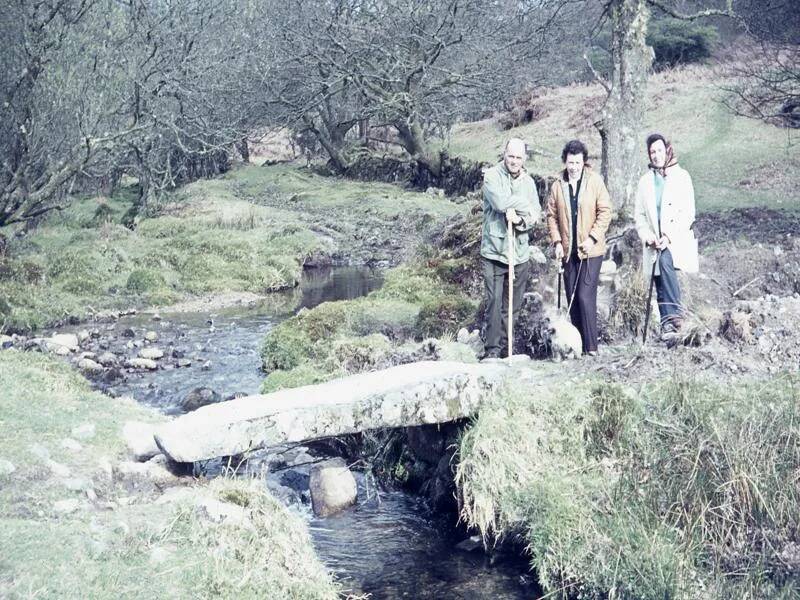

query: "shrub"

left=260, top=323, right=315, bottom=372
left=647, top=18, right=719, bottom=70
left=126, top=268, right=167, bottom=293
left=416, top=295, right=477, bottom=338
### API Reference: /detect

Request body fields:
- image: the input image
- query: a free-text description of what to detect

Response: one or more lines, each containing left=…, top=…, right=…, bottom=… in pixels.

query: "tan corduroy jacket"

left=546, top=167, right=612, bottom=260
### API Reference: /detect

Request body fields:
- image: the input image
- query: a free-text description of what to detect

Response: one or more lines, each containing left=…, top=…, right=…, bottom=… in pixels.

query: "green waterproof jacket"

left=480, top=162, right=541, bottom=265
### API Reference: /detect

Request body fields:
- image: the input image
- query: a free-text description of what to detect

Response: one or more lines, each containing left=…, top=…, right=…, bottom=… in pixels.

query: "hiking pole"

left=642, top=249, right=660, bottom=344
left=507, top=218, right=515, bottom=362
left=557, top=264, right=563, bottom=310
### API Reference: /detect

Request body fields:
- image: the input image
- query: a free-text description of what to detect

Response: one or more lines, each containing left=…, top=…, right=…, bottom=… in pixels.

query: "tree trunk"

left=603, top=0, right=652, bottom=222
left=236, top=138, right=250, bottom=163
left=396, top=120, right=442, bottom=178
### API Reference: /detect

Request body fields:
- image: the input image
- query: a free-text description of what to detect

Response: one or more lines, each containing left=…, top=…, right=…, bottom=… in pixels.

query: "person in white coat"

left=634, top=133, right=699, bottom=337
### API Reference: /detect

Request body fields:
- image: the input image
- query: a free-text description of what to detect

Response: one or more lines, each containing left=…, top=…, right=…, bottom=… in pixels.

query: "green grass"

left=0, top=351, right=343, bottom=599
left=0, top=163, right=464, bottom=333
left=260, top=265, right=479, bottom=393
left=456, top=373, right=800, bottom=599
left=447, top=65, right=799, bottom=214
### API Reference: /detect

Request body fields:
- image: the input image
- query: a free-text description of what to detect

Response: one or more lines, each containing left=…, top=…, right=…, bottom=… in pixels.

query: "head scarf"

left=648, top=141, right=677, bottom=177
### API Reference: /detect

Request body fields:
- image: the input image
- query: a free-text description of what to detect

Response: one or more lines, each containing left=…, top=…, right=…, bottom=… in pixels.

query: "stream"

left=66, top=266, right=539, bottom=598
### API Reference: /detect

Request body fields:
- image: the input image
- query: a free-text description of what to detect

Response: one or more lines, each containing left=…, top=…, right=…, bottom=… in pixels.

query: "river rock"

left=267, top=479, right=301, bottom=505
left=122, top=421, right=161, bottom=461
left=455, top=535, right=483, bottom=552
left=279, top=469, right=310, bottom=492
left=121, top=327, right=135, bottom=338
left=181, top=387, right=221, bottom=412
left=309, top=458, right=357, bottom=517
left=139, top=347, right=164, bottom=360
left=144, top=331, right=158, bottom=342
left=176, top=358, right=192, bottom=368
left=114, top=455, right=178, bottom=486
left=78, top=358, right=104, bottom=374
left=126, top=358, right=158, bottom=370
left=46, top=333, right=79, bottom=354
left=97, top=352, right=118, bottom=367
left=77, top=329, right=90, bottom=343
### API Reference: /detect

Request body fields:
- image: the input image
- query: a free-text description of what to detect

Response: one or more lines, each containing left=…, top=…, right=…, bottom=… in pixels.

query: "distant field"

left=447, top=64, right=799, bottom=214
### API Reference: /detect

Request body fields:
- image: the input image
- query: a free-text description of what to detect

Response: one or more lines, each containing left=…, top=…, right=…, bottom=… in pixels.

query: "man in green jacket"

left=480, top=137, right=541, bottom=359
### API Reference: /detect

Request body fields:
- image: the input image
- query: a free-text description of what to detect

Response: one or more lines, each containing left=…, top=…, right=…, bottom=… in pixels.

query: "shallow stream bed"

left=61, top=266, right=538, bottom=598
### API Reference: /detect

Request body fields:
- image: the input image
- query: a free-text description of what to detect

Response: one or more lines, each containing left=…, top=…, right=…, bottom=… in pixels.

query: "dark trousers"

left=482, top=257, right=530, bottom=353
left=655, top=248, right=683, bottom=326
left=564, top=254, right=603, bottom=353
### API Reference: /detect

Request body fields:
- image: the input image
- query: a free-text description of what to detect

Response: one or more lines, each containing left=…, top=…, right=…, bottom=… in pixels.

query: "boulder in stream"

left=181, top=387, right=221, bottom=412
left=309, top=458, right=357, bottom=517
left=139, top=347, right=164, bottom=360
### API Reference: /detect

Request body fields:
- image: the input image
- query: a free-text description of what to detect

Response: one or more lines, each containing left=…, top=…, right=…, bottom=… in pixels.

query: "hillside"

left=448, top=64, right=798, bottom=214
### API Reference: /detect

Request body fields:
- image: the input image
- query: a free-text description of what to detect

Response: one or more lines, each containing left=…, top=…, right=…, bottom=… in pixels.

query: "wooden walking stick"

left=642, top=249, right=660, bottom=343
left=557, top=265, right=563, bottom=310
left=507, top=219, right=515, bottom=362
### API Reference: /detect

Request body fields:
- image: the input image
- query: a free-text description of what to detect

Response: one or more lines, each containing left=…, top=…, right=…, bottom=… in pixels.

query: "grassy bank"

left=456, top=373, right=800, bottom=599
left=259, top=264, right=479, bottom=392
left=0, top=350, right=342, bottom=599
left=448, top=65, right=799, bottom=214
left=0, top=163, right=463, bottom=333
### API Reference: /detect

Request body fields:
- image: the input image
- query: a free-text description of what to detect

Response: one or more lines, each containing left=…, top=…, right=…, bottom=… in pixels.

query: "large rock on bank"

left=155, top=361, right=506, bottom=463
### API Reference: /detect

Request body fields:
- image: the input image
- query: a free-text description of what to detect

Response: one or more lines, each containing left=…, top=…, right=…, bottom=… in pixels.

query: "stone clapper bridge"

left=155, top=360, right=521, bottom=463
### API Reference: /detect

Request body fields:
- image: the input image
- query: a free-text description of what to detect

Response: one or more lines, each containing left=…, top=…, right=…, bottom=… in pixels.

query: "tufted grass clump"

left=456, top=375, right=800, bottom=599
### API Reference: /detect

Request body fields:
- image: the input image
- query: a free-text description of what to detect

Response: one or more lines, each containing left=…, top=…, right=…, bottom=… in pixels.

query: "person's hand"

left=654, top=235, right=670, bottom=250
left=646, top=237, right=657, bottom=248
left=579, top=237, right=596, bottom=254
left=553, top=243, right=564, bottom=261
left=505, top=208, right=522, bottom=225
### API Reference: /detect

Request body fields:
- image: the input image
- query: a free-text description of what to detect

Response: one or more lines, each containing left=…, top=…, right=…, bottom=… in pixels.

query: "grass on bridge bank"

left=455, top=373, right=800, bottom=599
left=447, top=64, right=799, bottom=214
left=259, top=264, right=479, bottom=393
left=0, top=350, right=343, bottom=599
left=0, top=163, right=463, bottom=334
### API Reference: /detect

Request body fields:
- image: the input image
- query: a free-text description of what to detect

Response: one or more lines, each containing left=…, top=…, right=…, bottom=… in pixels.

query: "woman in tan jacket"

left=546, top=140, right=612, bottom=356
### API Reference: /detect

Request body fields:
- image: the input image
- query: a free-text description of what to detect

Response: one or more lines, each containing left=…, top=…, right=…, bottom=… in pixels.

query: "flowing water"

left=68, top=266, right=538, bottom=598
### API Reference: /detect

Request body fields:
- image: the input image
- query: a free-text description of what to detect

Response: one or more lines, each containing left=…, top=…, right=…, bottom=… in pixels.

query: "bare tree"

left=0, top=0, right=270, bottom=230
left=260, top=0, right=561, bottom=178
left=720, top=1, right=800, bottom=129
